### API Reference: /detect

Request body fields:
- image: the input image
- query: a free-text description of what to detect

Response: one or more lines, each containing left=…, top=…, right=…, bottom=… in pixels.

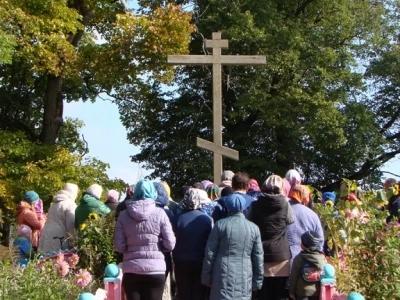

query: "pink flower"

left=375, top=230, right=384, bottom=242
left=337, top=252, right=347, bottom=271
left=68, top=253, right=80, bottom=268
left=358, top=211, right=369, bottom=224
left=56, top=261, right=70, bottom=277
left=75, top=269, right=92, bottom=287
left=37, top=261, right=45, bottom=272
left=56, top=252, right=64, bottom=263
left=386, top=221, right=400, bottom=230
left=345, top=209, right=355, bottom=219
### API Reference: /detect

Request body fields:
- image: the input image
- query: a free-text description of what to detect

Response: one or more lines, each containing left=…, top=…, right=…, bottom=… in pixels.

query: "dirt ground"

left=0, top=245, right=11, bottom=262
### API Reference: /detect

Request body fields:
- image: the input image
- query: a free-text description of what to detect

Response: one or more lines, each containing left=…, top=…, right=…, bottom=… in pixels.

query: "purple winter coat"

left=114, top=199, right=176, bottom=275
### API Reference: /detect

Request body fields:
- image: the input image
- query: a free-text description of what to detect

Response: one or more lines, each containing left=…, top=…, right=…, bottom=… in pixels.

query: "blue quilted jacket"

left=201, top=213, right=264, bottom=300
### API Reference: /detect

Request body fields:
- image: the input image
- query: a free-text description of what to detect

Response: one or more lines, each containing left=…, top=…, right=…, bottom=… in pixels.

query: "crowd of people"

left=12, top=169, right=371, bottom=300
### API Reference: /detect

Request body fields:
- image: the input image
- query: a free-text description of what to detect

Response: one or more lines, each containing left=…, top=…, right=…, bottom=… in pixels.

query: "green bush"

left=74, top=212, right=118, bottom=281
left=0, top=253, right=93, bottom=299
left=315, top=181, right=400, bottom=299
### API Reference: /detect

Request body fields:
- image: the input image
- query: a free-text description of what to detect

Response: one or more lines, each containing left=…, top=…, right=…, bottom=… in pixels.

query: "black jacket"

left=387, top=195, right=400, bottom=223
left=249, top=193, right=293, bottom=262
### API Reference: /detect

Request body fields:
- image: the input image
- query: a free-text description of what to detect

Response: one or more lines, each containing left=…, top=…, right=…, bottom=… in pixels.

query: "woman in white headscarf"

left=284, top=169, right=302, bottom=187
left=38, top=183, right=79, bottom=253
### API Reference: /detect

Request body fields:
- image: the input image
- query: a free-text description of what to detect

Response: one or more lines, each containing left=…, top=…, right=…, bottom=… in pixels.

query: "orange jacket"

left=17, top=201, right=44, bottom=247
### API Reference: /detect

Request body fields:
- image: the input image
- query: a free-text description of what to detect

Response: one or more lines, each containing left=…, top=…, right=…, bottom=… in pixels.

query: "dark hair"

left=385, top=178, right=397, bottom=187
left=232, top=172, right=250, bottom=191
left=221, top=186, right=234, bottom=197
left=180, top=186, right=191, bottom=198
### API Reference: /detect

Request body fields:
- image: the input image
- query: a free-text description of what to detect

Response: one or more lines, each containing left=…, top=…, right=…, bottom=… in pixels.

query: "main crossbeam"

left=168, top=55, right=266, bottom=65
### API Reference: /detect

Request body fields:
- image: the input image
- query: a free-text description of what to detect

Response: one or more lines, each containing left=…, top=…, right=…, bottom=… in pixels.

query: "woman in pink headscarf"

left=282, top=179, right=292, bottom=199
left=247, top=178, right=262, bottom=200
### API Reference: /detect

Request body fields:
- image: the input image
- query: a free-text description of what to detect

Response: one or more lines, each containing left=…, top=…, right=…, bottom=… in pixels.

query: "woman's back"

left=114, top=199, right=175, bottom=275
left=172, top=210, right=212, bottom=263
left=114, top=179, right=176, bottom=300
left=202, top=213, right=263, bottom=300
left=216, top=214, right=258, bottom=257
left=39, top=191, right=77, bottom=253
left=287, top=200, right=324, bottom=262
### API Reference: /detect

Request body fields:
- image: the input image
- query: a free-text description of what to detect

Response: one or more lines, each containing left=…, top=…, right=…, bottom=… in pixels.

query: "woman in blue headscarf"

left=201, top=194, right=264, bottom=300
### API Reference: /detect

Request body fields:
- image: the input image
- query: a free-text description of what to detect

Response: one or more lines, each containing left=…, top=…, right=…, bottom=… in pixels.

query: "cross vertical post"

left=168, top=32, right=266, bottom=185
left=211, top=32, right=224, bottom=186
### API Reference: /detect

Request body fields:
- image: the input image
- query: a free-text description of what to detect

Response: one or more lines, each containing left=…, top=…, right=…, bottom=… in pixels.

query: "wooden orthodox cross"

left=168, top=32, right=266, bottom=185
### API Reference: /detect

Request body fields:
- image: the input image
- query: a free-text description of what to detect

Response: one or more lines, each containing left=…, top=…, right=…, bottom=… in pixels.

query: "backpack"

left=301, top=260, right=322, bottom=283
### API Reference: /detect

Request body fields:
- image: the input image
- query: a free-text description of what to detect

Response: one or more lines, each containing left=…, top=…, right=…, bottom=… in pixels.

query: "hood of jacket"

left=16, top=201, right=32, bottom=215
left=125, top=199, right=157, bottom=221
left=153, top=182, right=169, bottom=208
left=53, top=189, right=77, bottom=203
left=300, top=249, right=326, bottom=269
left=79, top=192, right=100, bottom=204
left=257, top=193, right=287, bottom=209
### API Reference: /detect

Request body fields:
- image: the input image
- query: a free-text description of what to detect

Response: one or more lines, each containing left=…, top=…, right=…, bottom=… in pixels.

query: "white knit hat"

left=86, top=184, right=103, bottom=199
left=64, top=183, right=79, bottom=200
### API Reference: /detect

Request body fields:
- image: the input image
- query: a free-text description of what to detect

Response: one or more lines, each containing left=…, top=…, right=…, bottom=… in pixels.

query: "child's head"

left=322, top=192, right=336, bottom=207
left=17, top=225, right=32, bottom=241
left=23, top=190, right=40, bottom=204
left=347, top=292, right=365, bottom=300
left=301, top=231, right=320, bottom=250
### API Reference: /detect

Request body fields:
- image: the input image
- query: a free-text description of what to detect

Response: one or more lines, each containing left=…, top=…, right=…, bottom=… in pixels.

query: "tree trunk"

left=37, top=2, right=93, bottom=145
left=40, top=74, right=63, bottom=145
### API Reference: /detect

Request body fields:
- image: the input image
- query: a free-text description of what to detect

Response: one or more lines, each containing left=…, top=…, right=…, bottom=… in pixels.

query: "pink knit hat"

left=106, top=190, right=119, bottom=203
left=17, top=225, right=32, bottom=240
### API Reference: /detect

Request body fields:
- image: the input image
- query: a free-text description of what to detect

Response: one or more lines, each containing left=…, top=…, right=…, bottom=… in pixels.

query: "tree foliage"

left=0, top=0, right=194, bottom=144
left=0, top=130, right=126, bottom=224
left=119, top=0, right=400, bottom=190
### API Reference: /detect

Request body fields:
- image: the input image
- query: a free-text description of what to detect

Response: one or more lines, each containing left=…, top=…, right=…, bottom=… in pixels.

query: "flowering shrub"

left=0, top=252, right=93, bottom=299
left=74, top=212, right=118, bottom=280
left=315, top=180, right=400, bottom=299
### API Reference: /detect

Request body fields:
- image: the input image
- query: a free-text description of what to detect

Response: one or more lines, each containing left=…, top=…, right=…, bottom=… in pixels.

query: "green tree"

left=0, top=0, right=194, bottom=145
left=0, top=130, right=126, bottom=225
left=119, top=0, right=399, bottom=191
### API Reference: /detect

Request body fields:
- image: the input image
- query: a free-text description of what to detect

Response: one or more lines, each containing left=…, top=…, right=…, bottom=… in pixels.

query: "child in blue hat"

left=13, top=225, right=35, bottom=267
left=289, top=231, right=327, bottom=300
